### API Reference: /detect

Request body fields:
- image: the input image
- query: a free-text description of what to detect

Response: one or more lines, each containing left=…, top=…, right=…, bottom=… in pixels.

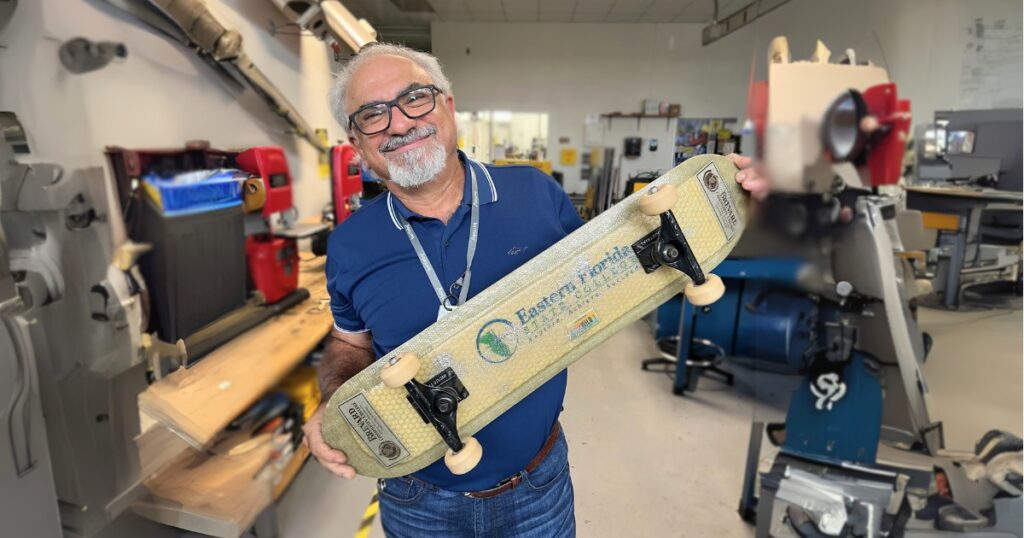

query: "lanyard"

left=394, top=160, right=482, bottom=311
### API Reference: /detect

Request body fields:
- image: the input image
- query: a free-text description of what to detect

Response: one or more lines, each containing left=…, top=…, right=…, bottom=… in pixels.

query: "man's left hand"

left=728, top=154, right=770, bottom=201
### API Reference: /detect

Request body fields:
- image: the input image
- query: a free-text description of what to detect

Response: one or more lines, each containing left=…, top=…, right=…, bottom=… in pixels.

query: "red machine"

left=747, top=36, right=912, bottom=192
left=331, top=144, right=363, bottom=224
left=237, top=147, right=294, bottom=217
left=236, top=146, right=304, bottom=305
left=859, top=83, right=912, bottom=187
left=245, top=235, right=299, bottom=304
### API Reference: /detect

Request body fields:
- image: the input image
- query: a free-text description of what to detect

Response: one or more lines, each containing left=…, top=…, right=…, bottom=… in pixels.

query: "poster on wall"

left=583, top=114, right=602, bottom=147
left=958, top=16, right=1023, bottom=109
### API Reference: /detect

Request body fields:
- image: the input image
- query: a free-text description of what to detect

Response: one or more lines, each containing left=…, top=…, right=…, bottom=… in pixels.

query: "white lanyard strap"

left=395, top=160, right=481, bottom=310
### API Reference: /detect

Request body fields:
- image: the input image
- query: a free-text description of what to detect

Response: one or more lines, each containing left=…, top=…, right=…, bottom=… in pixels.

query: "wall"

left=0, top=0, right=344, bottom=220
left=432, top=0, right=1023, bottom=194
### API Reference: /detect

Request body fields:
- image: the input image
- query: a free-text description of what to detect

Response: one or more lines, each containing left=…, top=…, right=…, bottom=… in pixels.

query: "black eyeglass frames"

left=348, top=85, right=442, bottom=135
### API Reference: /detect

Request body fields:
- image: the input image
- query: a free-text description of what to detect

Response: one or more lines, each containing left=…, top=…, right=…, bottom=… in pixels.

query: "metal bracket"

left=403, top=367, right=468, bottom=453
left=631, top=209, right=707, bottom=285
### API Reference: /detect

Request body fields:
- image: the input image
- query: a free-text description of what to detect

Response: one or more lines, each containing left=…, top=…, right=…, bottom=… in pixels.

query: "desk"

left=904, top=185, right=1023, bottom=308
left=134, top=256, right=332, bottom=536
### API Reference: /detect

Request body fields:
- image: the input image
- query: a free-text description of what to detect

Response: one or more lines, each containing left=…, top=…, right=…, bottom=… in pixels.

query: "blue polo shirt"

left=325, top=151, right=583, bottom=491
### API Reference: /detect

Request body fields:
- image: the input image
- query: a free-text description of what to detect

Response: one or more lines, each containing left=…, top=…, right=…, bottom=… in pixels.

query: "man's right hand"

left=302, top=402, right=357, bottom=479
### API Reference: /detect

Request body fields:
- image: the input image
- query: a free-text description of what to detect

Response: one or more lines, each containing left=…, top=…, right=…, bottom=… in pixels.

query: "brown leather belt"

left=464, top=421, right=562, bottom=499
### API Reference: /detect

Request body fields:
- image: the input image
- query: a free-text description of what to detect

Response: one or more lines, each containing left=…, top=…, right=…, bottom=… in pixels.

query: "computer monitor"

left=941, top=108, right=1023, bottom=191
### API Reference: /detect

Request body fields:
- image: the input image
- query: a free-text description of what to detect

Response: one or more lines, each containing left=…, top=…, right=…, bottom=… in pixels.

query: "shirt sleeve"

left=555, top=189, right=584, bottom=235
left=325, top=251, right=369, bottom=333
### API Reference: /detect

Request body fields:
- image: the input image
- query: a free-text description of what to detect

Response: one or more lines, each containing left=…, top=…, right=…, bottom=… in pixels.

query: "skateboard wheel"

left=444, top=436, right=482, bottom=475
left=684, top=274, right=725, bottom=306
left=381, top=353, right=420, bottom=388
left=638, top=184, right=677, bottom=216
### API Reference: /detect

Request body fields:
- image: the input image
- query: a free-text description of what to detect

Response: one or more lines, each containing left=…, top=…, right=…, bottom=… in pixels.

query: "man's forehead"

left=348, top=55, right=432, bottom=105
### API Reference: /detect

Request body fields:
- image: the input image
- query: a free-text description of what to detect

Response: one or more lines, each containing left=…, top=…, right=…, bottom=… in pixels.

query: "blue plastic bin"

left=143, top=169, right=245, bottom=216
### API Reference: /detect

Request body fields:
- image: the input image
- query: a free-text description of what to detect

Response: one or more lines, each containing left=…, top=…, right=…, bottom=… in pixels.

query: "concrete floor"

left=277, top=304, right=1023, bottom=537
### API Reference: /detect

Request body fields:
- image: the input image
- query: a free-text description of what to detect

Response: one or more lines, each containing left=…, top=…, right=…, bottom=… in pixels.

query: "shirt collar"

left=386, top=150, right=499, bottom=229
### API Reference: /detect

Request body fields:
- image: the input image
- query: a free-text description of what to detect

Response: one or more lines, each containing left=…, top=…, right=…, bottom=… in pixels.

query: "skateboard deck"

left=322, top=154, right=749, bottom=478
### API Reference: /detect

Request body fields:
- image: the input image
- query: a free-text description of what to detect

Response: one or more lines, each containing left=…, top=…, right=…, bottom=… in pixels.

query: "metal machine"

left=721, top=37, right=1021, bottom=537
left=0, top=120, right=151, bottom=537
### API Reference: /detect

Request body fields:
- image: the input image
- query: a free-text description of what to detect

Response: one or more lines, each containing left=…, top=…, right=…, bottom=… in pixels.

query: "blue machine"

left=656, top=258, right=820, bottom=393
left=781, top=351, right=882, bottom=465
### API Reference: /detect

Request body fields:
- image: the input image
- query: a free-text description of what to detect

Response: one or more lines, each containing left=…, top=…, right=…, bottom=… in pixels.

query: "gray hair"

left=329, top=43, right=453, bottom=133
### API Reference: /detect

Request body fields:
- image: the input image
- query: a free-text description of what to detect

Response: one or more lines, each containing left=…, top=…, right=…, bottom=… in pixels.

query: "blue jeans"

left=378, top=430, right=575, bottom=537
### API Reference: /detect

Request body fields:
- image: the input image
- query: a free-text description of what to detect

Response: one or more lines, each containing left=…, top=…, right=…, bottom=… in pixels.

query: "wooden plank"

left=136, top=421, right=191, bottom=479
left=273, top=444, right=310, bottom=501
left=135, top=435, right=282, bottom=538
left=138, top=258, right=332, bottom=448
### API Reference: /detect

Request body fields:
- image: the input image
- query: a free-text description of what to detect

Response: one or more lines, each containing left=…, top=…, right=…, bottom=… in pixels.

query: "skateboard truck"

left=632, top=210, right=708, bottom=283
left=632, top=184, right=725, bottom=307
left=380, top=353, right=483, bottom=474
left=403, top=368, right=468, bottom=453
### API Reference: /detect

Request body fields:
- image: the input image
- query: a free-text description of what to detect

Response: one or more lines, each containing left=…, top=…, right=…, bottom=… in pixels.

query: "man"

left=303, top=42, right=768, bottom=536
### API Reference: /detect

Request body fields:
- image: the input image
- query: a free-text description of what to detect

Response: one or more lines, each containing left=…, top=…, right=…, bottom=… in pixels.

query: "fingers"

left=301, top=404, right=356, bottom=479
left=742, top=179, right=771, bottom=201
left=860, top=115, right=880, bottom=134
left=736, top=170, right=770, bottom=200
left=320, top=460, right=358, bottom=479
left=727, top=153, right=752, bottom=169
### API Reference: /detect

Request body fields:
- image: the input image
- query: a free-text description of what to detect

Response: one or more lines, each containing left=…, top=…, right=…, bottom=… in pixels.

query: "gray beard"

left=384, top=138, right=448, bottom=188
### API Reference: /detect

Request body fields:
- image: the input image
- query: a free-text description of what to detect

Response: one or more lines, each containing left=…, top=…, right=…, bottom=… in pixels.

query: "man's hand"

left=302, top=403, right=357, bottom=479
left=728, top=154, right=770, bottom=201
left=727, top=152, right=854, bottom=222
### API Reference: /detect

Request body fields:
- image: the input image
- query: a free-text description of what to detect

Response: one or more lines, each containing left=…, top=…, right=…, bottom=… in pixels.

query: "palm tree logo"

left=476, top=319, right=518, bottom=363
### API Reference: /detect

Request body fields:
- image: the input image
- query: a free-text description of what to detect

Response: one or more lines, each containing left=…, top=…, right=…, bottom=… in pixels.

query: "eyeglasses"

left=348, top=85, right=441, bottom=136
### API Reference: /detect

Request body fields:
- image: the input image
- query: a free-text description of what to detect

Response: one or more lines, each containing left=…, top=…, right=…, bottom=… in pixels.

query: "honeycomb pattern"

left=321, top=155, right=749, bottom=477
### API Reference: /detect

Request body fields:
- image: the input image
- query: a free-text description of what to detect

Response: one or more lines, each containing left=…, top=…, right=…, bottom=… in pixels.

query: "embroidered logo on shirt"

left=507, top=246, right=529, bottom=256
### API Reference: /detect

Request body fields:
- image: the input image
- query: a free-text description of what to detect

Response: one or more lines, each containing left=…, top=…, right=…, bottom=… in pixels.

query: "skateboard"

left=321, top=154, right=749, bottom=478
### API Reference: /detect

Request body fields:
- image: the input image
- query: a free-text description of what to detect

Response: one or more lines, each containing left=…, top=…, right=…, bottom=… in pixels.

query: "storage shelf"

left=137, top=258, right=332, bottom=449
left=134, top=433, right=306, bottom=538
left=134, top=254, right=327, bottom=536
left=599, top=113, right=678, bottom=130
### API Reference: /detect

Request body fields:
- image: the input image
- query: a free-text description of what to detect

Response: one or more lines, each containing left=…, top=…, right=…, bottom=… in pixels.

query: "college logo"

left=703, top=170, right=720, bottom=192
left=476, top=319, right=518, bottom=363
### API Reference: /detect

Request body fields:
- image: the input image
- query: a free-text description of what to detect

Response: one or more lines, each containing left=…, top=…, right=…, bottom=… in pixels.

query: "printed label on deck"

left=695, top=161, right=740, bottom=241
left=338, top=393, right=409, bottom=467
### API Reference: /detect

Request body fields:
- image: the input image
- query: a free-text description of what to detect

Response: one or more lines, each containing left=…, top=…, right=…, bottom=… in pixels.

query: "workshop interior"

left=1, top=0, right=1022, bottom=537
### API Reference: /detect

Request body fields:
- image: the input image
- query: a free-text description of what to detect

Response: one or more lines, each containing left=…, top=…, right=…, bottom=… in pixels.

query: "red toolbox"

left=246, top=235, right=299, bottom=305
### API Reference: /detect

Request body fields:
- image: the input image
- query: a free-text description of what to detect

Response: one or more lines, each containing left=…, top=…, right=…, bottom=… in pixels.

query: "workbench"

left=133, top=256, right=333, bottom=537
left=904, top=185, right=1022, bottom=309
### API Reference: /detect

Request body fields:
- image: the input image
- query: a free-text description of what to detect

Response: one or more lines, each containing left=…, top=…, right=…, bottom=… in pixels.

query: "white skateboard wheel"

left=684, top=274, right=725, bottom=306
left=639, top=184, right=678, bottom=216
left=381, top=353, right=420, bottom=388
left=444, top=436, right=482, bottom=475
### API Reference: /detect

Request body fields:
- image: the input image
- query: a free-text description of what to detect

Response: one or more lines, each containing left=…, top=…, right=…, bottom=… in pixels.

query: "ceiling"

left=341, top=0, right=751, bottom=26
left=337, top=0, right=751, bottom=51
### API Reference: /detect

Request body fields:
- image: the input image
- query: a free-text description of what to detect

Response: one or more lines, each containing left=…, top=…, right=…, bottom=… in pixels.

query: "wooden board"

left=273, top=444, right=310, bottom=501
left=135, top=419, right=191, bottom=479
left=138, top=258, right=332, bottom=448
left=905, top=185, right=1024, bottom=202
left=134, top=435, right=281, bottom=538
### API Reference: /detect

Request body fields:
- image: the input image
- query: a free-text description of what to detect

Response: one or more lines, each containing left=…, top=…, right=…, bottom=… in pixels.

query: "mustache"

left=379, top=126, right=437, bottom=152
